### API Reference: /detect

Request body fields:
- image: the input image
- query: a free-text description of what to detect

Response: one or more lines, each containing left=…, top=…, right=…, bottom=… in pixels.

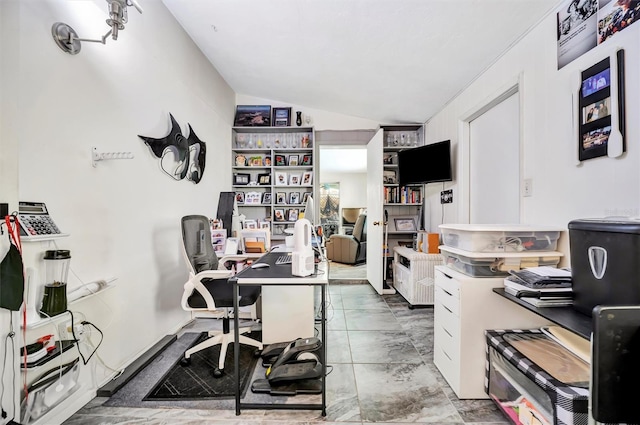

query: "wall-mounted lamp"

left=51, top=0, right=143, bottom=55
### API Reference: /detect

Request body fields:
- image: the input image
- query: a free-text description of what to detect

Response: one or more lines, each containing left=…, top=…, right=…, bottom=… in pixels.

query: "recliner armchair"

left=325, top=214, right=367, bottom=264
left=179, top=215, right=262, bottom=377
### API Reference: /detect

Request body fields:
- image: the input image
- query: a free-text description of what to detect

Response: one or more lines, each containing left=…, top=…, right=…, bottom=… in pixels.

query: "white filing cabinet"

left=393, top=246, right=443, bottom=308
left=433, top=266, right=551, bottom=399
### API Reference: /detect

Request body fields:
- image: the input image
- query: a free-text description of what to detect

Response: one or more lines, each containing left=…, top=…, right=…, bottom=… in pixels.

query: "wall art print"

left=138, top=113, right=206, bottom=184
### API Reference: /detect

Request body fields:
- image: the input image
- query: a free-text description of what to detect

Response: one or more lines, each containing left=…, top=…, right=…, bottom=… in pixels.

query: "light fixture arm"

left=51, top=0, right=142, bottom=55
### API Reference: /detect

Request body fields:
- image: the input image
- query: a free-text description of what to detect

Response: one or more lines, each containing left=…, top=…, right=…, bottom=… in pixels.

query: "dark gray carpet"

left=104, top=332, right=261, bottom=410
left=143, top=332, right=259, bottom=400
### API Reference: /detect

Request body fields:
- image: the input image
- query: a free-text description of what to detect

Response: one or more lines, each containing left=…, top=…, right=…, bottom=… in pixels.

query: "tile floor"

left=63, top=280, right=508, bottom=424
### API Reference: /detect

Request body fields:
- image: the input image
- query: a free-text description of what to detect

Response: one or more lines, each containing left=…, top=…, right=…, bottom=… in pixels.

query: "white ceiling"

left=163, top=0, right=560, bottom=124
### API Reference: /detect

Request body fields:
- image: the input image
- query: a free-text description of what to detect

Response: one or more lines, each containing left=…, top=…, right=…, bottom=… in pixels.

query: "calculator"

left=18, top=202, right=62, bottom=236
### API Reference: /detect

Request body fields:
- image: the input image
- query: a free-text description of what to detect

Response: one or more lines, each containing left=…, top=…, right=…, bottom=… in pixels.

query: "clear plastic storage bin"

left=439, top=246, right=562, bottom=278
left=439, top=224, right=562, bottom=253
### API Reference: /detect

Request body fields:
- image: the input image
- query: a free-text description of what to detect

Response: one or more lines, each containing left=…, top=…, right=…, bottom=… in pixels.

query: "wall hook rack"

left=92, top=146, right=134, bottom=167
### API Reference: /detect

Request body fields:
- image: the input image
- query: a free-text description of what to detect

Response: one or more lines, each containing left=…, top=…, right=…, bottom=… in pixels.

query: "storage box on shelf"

left=433, top=266, right=551, bottom=399
left=485, top=329, right=589, bottom=425
left=439, top=246, right=563, bottom=278
left=232, top=127, right=315, bottom=240
left=439, top=224, right=562, bottom=253
left=393, top=246, right=443, bottom=308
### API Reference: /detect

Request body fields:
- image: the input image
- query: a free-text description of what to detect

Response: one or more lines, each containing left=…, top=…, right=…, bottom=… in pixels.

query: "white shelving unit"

left=381, top=125, right=424, bottom=286
left=232, top=127, right=316, bottom=240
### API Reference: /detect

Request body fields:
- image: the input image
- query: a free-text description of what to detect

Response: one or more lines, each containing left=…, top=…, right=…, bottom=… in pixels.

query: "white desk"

left=231, top=252, right=329, bottom=416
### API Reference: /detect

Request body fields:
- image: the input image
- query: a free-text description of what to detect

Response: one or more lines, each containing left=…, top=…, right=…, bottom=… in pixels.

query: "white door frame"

left=457, top=74, right=524, bottom=223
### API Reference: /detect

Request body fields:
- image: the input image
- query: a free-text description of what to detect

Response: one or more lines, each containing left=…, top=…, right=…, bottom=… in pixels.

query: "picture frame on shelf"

left=288, top=155, right=299, bottom=166
left=234, top=105, right=271, bottom=127
left=274, top=155, right=286, bottom=166
left=233, top=173, right=250, bottom=185
left=249, top=156, right=263, bottom=166
left=302, top=192, right=311, bottom=204
left=272, top=107, right=292, bottom=127
left=274, top=209, right=285, bottom=222
left=245, top=192, right=262, bottom=204
left=289, top=192, right=300, bottom=204
left=288, top=208, right=299, bottom=222
left=276, top=192, right=286, bottom=204
left=262, top=192, right=272, bottom=204
left=263, top=155, right=272, bottom=166
left=259, top=221, right=271, bottom=230
left=243, top=219, right=258, bottom=230
left=235, top=154, right=247, bottom=166
left=258, top=173, right=271, bottom=185
left=275, top=171, right=288, bottom=186
left=300, top=154, right=312, bottom=166
left=383, top=170, right=397, bottom=184
left=301, top=171, right=313, bottom=186
left=289, top=173, right=301, bottom=185
left=394, top=217, right=417, bottom=232
left=211, top=229, right=226, bottom=254
left=235, top=191, right=245, bottom=204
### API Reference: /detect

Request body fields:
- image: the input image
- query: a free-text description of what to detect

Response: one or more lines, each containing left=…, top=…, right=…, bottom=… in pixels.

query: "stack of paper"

left=504, top=275, right=573, bottom=308
left=508, top=266, right=572, bottom=288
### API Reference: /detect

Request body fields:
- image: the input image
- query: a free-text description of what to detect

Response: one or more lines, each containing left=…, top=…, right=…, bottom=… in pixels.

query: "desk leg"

left=321, top=284, right=327, bottom=416
left=233, top=279, right=241, bottom=415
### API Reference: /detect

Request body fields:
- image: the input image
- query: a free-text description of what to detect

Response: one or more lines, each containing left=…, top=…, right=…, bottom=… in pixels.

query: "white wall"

left=321, top=171, right=368, bottom=208
left=1, top=0, right=235, bottom=418
left=236, top=94, right=380, bottom=131
left=425, top=11, right=640, bottom=259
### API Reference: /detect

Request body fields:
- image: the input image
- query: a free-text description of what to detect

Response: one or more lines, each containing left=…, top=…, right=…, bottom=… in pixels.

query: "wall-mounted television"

left=398, top=140, right=452, bottom=186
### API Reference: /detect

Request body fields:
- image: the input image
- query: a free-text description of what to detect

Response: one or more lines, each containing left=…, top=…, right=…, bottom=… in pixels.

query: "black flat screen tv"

left=398, top=140, right=452, bottom=186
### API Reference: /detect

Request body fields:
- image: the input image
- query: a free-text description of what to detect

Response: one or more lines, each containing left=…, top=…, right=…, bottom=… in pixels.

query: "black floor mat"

left=143, top=332, right=260, bottom=401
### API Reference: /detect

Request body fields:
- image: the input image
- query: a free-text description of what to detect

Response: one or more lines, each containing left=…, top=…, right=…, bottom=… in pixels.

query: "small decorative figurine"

left=296, top=111, right=302, bottom=126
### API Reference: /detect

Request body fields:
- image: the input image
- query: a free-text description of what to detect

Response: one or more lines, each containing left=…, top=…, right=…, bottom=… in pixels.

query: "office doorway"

left=460, top=82, right=521, bottom=224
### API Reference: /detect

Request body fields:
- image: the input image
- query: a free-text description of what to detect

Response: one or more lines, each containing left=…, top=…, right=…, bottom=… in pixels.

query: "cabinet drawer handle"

left=443, top=305, right=453, bottom=314
left=442, top=272, right=453, bottom=280
left=443, top=350, right=452, bottom=361
left=442, top=289, right=453, bottom=297
left=444, top=327, right=453, bottom=338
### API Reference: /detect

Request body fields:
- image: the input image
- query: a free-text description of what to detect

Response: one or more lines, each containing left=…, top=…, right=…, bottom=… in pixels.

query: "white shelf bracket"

left=92, top=146, right=134, bottom=167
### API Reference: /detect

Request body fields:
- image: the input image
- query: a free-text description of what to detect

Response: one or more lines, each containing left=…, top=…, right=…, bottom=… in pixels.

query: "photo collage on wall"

left=557, top=0, right=640, bottom=69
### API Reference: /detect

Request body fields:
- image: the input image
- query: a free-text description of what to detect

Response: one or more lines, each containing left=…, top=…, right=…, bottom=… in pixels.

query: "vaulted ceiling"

left=163, top=0, right=560, bottom=124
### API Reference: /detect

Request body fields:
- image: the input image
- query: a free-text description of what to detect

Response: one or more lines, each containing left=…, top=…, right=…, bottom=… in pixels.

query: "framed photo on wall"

left=577, top=50, right=626, bottom=162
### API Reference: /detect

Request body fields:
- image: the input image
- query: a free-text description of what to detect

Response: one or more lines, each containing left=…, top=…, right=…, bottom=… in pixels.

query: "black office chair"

left=179, top=215, right=262, bottom=377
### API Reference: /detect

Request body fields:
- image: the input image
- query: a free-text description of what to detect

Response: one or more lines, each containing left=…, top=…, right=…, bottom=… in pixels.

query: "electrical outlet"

left=440, top=189, right=453, bottom=204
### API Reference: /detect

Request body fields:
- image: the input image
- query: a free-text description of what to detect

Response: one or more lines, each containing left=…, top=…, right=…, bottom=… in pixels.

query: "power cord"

left=0, top=314, right=17, bottom=423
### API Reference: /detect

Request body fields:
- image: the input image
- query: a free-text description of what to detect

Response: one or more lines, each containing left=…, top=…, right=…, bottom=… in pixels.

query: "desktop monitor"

left=304, top=195, right=315, bottom=226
